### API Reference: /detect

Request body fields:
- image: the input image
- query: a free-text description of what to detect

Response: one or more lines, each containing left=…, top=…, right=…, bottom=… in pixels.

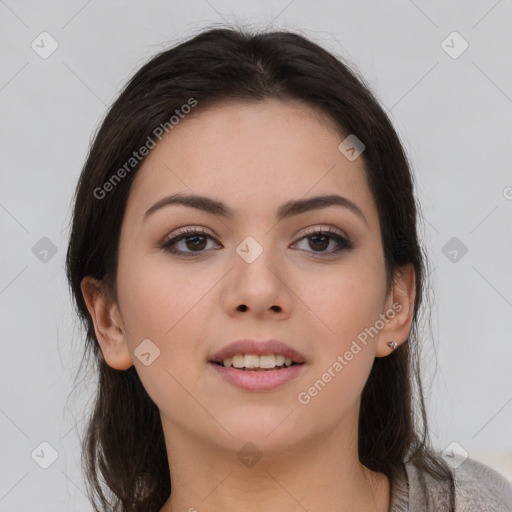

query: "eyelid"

left=166, top=225, right=217, bottom=239
left=294, top=224, right=347, bottom=239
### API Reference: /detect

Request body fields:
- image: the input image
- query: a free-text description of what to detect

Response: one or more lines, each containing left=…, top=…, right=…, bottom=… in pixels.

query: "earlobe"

left=375, top=264, right=416, bottom=358
left=80, top=276, right=134, bottom=370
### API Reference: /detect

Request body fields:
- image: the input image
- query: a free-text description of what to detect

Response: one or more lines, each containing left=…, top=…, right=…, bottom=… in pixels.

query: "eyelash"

left=159, top=226, right=353, bottom=257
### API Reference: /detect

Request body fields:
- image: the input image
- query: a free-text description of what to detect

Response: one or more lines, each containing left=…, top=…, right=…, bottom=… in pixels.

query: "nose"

left=221, top=245, right=293, bottom=319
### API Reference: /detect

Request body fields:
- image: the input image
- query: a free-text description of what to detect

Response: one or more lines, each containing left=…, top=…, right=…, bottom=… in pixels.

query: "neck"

left=158, top=414, right=390, bottom=512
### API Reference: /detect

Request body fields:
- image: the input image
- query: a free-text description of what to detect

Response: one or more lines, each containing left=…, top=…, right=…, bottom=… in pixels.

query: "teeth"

left=232, top=355, right=244, bottom=367
left=222, top=354, right=294, bottom=369
left=245, top=354, right=259, bottom=368
left=259, top=355, right=276, bottom=368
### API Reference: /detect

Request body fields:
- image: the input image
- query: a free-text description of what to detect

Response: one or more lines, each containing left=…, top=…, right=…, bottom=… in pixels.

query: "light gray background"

left=1, top=1, right=511, bottom=510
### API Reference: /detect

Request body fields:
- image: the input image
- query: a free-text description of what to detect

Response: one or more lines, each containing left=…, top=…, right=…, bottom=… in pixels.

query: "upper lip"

left=209, top=339, right=306, bottom=364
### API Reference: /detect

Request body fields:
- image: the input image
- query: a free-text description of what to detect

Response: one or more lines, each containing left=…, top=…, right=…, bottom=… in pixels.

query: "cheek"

left=117, top=255, right=213, bottom=344
left=116, top=257, right=216, bottom=414
left=296, top=350, right=374, bottom=428
left=300, top=256, right=387, bottom=350
left=293, top=255, right=386, bottom=413
left=295, top=263, right=384, bottom=417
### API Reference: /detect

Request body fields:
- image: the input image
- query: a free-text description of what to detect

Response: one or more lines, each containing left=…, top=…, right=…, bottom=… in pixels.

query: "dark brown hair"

left=65, top=25, right=455, bottom=511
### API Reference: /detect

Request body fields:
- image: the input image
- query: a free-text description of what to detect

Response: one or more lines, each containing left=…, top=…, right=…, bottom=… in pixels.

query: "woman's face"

left=108, top=99, right=405, bottom=454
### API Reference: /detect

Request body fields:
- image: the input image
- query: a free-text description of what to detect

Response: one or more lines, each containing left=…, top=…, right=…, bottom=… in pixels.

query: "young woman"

left=65, top=27, right=512, bottom=511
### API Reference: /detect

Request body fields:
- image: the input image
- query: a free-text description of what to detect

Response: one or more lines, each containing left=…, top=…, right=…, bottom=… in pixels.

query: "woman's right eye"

left=160, top=228, right=221, bottom=256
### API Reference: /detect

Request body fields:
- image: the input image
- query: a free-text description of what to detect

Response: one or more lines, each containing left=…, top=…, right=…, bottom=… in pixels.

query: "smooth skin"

left=82, top=98, right=415, bottom=512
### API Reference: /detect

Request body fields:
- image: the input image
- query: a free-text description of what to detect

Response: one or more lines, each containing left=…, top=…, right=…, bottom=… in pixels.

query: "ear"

left=80, top=276, right=134, bottom=370
left=375, top=263, right=416, bottom=357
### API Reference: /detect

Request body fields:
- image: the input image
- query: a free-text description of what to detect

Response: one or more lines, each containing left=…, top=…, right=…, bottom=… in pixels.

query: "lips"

left=208, top=339, right=306, bottom=365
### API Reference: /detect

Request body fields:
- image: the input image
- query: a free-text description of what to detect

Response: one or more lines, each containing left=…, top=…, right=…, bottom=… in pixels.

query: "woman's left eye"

left=292, top=228, right=353, bottom=255
left=160, top=227, right=353, bottom=256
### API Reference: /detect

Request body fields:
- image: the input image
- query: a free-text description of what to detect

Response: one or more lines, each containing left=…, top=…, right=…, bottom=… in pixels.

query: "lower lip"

left=209, top=362, right=306, bottom=391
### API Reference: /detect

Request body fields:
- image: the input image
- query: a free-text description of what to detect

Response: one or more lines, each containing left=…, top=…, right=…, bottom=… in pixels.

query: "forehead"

left=124, top=99, right=377, bottom=227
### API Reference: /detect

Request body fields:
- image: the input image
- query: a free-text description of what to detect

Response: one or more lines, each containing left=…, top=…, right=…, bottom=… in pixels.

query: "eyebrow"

left=143, top=193, right=369, bottom=227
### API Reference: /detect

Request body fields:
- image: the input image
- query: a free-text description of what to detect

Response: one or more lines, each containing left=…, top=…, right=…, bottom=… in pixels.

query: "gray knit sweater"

left=389, top=455, right=512, bottom=511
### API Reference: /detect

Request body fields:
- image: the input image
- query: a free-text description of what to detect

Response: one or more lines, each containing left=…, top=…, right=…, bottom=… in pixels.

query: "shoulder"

left=452, top=456, right=512, bottom=511
left=403, top=455, right=512, bottom=511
